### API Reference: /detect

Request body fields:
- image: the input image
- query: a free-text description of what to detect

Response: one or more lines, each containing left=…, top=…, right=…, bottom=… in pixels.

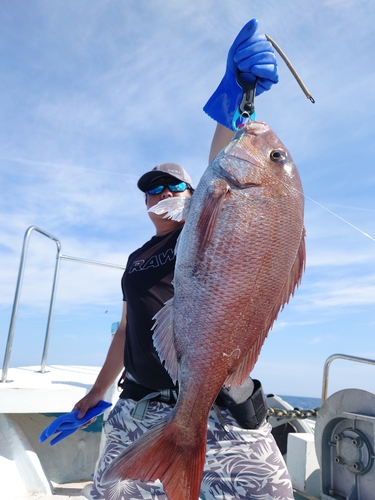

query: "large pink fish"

left=104, top=121, right=306, bottom=499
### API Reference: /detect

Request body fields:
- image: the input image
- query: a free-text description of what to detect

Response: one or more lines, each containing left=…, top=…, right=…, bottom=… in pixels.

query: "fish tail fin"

left=103, top=416, right=206, bottom=500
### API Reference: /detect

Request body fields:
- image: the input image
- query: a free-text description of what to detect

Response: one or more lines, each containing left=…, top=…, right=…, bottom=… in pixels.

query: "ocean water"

left=279, top=395, right=321, bottom=410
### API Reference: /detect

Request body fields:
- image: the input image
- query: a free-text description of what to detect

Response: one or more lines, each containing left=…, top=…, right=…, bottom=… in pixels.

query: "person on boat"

left=74, top=19, right=294, bottom=500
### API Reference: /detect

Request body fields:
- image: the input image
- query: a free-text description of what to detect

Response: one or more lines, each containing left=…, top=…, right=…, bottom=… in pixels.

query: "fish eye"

left=270, top=149, right=287, bottom=163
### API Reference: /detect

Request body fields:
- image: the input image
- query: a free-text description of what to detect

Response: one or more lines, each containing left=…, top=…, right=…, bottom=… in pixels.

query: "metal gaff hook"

left=265, top=34, right=315, bottom=104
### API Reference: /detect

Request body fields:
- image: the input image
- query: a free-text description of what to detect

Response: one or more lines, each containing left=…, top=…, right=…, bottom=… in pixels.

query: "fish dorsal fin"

left=152, top=298, right=179, bottom=384
left=225, top=229, right=306, bottom=388
left=196, top=180, right=230, bottom=253
left=270, top=227, right=306, bottom=318
left=148, top=196, right=191, bottom=222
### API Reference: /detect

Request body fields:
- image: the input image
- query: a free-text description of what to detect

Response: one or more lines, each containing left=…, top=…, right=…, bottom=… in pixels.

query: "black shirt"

left=121, top=226, right=182, bottom=392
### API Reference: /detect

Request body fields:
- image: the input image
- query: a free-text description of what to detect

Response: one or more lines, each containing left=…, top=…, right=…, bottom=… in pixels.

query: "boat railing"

left=1, top=225, right=125, bottom=383
left=321, top=353, right=375, bottom=403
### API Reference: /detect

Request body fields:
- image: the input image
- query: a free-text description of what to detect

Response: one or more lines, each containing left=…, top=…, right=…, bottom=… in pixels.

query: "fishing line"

left=278, top=176, right=375, bottom=243
left=303, top=193, right=375, bottom=242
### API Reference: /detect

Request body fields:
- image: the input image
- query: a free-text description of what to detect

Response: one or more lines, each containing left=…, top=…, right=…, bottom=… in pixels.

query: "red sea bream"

left=104, top=121, right=306, bottom=499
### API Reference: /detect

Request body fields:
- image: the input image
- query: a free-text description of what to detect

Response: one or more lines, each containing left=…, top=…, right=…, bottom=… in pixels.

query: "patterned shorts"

left=90, top=398, right=293, bottom=500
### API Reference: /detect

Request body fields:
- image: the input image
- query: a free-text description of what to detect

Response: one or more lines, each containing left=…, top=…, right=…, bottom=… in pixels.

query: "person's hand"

left=73, top=388, right=105, bottom=428
left=203, top=19, right=278, bottom=129
left=228, top=19, right=278, bottom=94
left=40, top=399, right=112, bottom=445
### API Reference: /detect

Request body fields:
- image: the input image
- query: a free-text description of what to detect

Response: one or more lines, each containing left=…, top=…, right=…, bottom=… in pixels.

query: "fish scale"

left=104, top=120, right=306, bottom=500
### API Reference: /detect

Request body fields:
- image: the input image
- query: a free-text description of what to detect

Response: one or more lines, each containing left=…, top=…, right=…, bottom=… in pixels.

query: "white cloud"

left=306, top=249, right=375, bottom=267
left=307, top=280, right=375, bottom=308
left=309, top=337, right=321, bottom=345
left=0, top=230, right=127, bottom=310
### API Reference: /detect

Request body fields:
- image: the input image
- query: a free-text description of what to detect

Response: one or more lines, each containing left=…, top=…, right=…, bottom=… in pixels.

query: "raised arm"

left=205, top=19, right=279, bottom=161
left=208, top=123, right=235, bottom=163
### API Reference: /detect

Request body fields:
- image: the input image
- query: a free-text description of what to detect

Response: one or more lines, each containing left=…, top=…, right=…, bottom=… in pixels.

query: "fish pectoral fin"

left=197, top=180, right=230, bottom=252
left=148, top=196, right=192, bottom=222
left=103, top=416, right=206, bottom=500
left=152, top=298, right=179, bottom=384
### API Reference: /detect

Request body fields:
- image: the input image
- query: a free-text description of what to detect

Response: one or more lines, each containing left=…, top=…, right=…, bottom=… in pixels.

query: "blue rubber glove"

left=39, top=400, right=112, bottom=445
left=203, top=19, right=278, bottom=130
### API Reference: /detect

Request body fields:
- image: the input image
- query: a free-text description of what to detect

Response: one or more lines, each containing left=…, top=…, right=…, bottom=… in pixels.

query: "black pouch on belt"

left=216, top=378, right=267, bottom=429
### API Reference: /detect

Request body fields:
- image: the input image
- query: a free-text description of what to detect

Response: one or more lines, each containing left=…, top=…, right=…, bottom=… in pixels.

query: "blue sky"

left=1, top=0, right=374, bottom=398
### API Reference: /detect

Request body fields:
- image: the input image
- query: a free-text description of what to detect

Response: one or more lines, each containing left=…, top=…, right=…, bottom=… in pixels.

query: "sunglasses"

left=146, top=181, right=190, bottom=195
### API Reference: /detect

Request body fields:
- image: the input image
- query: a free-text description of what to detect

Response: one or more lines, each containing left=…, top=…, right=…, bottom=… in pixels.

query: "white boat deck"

left=15, top=481, right=92, bottom=499
left=0, top=365, right=101, bottom=413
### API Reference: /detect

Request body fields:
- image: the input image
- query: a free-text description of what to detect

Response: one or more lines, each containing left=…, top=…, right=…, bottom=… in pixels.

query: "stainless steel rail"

left=321, top=353, right=375, bottom=403
left=60, top=255, right=126, bottom=270
left=1, top=226, right=125, bottom=383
